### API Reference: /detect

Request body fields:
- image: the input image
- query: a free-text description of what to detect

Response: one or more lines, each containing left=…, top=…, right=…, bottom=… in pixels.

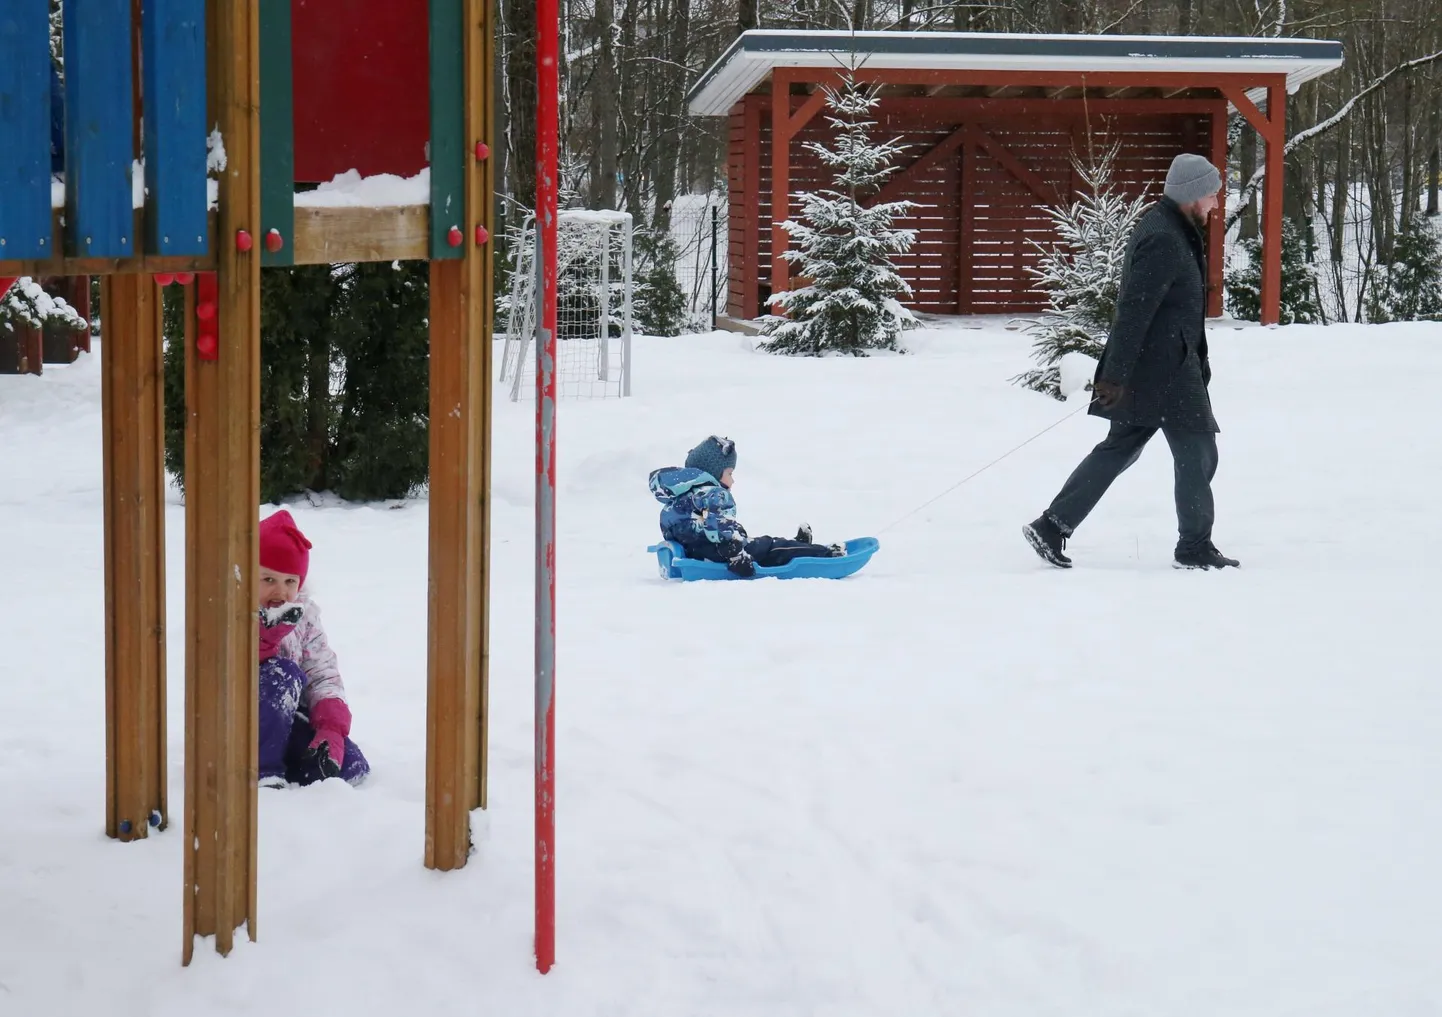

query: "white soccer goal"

left=499, top=209, right=634, bottom=402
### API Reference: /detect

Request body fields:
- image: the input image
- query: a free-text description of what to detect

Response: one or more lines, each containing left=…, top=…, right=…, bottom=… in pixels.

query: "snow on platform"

left=1, top=320, right=1439, bottom=1015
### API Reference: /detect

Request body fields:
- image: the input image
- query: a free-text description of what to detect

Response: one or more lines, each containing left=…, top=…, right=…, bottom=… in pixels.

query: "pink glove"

left=307, top=697, right=352, bottom=777
left=257, top=602, right=304, bottom=661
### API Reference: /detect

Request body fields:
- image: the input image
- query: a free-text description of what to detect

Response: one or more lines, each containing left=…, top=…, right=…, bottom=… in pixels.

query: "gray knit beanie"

left=685, top=435, right=737, bottom=482
left=1163, top=153, right=1223, bottom=207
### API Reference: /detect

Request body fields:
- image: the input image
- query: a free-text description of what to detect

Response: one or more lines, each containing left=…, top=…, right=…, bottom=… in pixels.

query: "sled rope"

left=876, top=399, right=1094, bottom=536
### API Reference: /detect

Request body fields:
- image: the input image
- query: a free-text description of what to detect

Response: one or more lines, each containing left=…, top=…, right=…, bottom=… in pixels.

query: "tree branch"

left=1226, top=48, right=1442, bottom=232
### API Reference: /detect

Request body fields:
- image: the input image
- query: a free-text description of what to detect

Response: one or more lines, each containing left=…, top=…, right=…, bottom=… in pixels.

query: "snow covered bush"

left=1, top=277, right=88, bottom=337
left=1225, top=219, right=1320, bottom=324
left=1013, top=142, right=1151, bottom=400
left=761, top=72, right=918, bottom=357
left=1366, top=216, right=1442, bottom=323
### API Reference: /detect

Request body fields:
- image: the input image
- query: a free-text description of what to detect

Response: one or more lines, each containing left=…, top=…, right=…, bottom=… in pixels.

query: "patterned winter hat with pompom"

left=259, top=509, right=313, bottom=585
left=685, top=435, right=737, bottom=482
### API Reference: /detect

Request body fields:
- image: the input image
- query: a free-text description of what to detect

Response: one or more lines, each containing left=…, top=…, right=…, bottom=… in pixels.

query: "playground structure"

left=0, top=0, right=503, bottom=965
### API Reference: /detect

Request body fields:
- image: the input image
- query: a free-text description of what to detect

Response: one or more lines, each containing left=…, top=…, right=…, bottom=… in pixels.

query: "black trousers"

left=1047, top=422, right=1218, bottom=552
left=691, top=536, right=836, bottom=567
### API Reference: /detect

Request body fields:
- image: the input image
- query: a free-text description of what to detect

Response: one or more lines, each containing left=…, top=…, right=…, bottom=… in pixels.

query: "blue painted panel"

left=143, top=0, right=208, bottom=255
left=63, top=0, right=135, bottom=258
left=0, top=8, right=56, bottom=260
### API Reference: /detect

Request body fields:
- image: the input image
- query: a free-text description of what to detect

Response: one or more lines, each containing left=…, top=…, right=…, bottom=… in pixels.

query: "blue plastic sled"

left=647, top=538, right=880, bottom=581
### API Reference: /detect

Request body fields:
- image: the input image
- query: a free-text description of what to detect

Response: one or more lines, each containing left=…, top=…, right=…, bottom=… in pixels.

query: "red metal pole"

left=534, top=0, right=560, bottom=977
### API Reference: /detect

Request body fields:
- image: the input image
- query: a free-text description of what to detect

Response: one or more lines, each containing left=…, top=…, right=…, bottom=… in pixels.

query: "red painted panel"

left=291, top=0, right=430, bottom=182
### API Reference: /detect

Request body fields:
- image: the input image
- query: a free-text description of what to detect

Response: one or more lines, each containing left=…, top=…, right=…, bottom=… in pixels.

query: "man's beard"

left=1187, top=207, right=1210, bottom=229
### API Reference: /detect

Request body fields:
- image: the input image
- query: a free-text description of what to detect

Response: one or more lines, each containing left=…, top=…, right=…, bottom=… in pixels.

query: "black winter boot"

left=1173, top=543, right=1239, bottom=570
left=1023, top=515, right=1073, bottom=569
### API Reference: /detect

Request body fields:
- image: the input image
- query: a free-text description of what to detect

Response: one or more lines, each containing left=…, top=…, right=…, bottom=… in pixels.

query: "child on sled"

left=648, top=435, right=845, bottom=578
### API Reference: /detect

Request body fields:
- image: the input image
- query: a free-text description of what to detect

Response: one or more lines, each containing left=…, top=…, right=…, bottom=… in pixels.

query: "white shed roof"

left=687, top=30, right=1345, bottom=116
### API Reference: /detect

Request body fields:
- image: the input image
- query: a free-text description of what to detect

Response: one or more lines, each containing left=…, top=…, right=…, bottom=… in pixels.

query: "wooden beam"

left=986, top=84, right=1029, bottom=99
left=291, top=206, right=430, bottom=264
left=957, top=138, right=975, bottom=314
left=760, top=95, right=1226, bottom=122
left=786, top=66, right=1272, bottom=93
left=1208, top=103, right=1227, bottom=318
left=1220, top=85, right=1276, bottom=142
left=1260, top=82, right=1285, bottom=326
left=102, top=274, right=168, bottom=845
left=182, top=0, right=261, bottom=966
left=1161, top=85, right=1195, bottom=99
left=873, top=123, right=970, bottom=206
left=424, top=0, right=489, bottom=873
left=969, top=126, right=1059, bottom=204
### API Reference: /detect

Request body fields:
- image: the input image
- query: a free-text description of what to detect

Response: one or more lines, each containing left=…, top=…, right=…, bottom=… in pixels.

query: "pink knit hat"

left=259, top=510, right=313, bottom=585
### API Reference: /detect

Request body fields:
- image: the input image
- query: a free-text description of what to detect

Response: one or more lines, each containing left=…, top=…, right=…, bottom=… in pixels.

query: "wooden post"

left=743, top=96, right=761, bottom=317
left=769, top=70, right=792, bottom=303
left=1208, top=103, right=1228, bottom=318
left=957, top=137, right=975, bottom=314
left=101, top=274, right=168, bottom=844
left=1260, top=81, right=1286, bottom=326
left=182, top=0, right=261, bottom=965
left=424, top=0, right=490, bottom=873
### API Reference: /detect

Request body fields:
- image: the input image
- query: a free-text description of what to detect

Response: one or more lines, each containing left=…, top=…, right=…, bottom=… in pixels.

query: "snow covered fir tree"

left=1225, top=219, right=1320, bottom=324
left=1014, top=143, right=1151, bottom=399
left=633, top=230, right=688, bottom=337
left=760, top=73, right=917, bottom=357
left=1366, top=216, right=1442, bottom=323
left=1, top=277, right=88, bottom=338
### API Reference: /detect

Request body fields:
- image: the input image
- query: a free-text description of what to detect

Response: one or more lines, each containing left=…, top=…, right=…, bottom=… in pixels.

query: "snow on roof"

left=687, top=30, right=1345, bottom=116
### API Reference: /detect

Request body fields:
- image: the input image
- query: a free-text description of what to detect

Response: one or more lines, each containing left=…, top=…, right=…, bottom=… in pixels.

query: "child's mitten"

left=726, top=550, right=756, bottom=578
left=306, top=697, right=352, bottom=778
left=257, top=601, right=305, bottom=660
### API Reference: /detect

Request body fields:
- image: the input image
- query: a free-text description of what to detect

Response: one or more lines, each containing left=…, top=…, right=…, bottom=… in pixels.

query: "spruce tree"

left=633, top=229, right=688, bottom=336
left=1014, top=143, right=1151, bottom=399
left=1225, top=218, right=1319, bottom=324
left=1367, top=215, right=1442, bottom=322
left=327, top=261, right=431, bottom=501
left=760, top=73, right=917, bottom=357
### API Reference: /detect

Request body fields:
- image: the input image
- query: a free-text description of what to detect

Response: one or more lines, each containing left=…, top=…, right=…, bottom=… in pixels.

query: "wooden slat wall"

left=734, top=99, right=1211, bottom=317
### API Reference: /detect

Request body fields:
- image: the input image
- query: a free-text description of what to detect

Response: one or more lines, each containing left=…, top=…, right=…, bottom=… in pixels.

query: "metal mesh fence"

left=499, top=210, right=634, bottom=401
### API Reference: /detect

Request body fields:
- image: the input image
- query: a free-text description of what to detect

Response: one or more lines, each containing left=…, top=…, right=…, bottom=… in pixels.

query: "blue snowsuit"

left=648, top=467, right=836, bottom=570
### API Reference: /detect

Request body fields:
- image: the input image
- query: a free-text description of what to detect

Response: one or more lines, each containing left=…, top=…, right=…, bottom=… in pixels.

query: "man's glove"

left=726, top=550, right=756, bottom=578
left=1092, top=380, right=1125, bottom=410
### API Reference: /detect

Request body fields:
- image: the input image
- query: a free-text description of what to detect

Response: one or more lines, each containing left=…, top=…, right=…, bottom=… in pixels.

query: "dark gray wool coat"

left=1093, top=196, right=1219, bottom=433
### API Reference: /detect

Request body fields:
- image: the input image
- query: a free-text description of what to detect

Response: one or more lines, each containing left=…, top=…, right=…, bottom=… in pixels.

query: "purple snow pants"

left=258, top=657, right=371, bottom=786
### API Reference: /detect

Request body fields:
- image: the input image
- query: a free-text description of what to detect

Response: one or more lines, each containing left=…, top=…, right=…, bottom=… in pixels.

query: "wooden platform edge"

left=0, top=206, right=431, bottom=276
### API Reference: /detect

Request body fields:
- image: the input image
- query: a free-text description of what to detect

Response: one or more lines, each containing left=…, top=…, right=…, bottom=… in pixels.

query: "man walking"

left=1024, top=153, right=1239, bottom=571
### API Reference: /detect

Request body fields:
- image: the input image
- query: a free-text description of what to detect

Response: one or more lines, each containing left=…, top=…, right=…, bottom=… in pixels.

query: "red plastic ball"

left=475, top=225, right=489, bottom=245
left=196, top=334, right=218, bottom=360
left=447, top=226, right=463, bottom=247
left=265, top=229, right=284, bottom=253
left=475, top=142, right=490, bottom=161
left=175, top=273, right=194, bottom=285
left=153, top=273, right=175, bottom=287
left=195, top=301, right=216, bottom=322
left=235, top=230, right=253, bottom=252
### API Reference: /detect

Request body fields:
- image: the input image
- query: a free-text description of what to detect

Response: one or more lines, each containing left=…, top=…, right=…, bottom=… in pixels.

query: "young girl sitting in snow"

left=649, top=435, right=845, bottom=578
left=255, top=510, right=370, bottom=788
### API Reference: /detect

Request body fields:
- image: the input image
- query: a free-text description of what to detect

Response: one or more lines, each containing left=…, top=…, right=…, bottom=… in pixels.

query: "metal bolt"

left=0, top=238, right=6, bottom=246
left=86, top=236, right=92, bottom=244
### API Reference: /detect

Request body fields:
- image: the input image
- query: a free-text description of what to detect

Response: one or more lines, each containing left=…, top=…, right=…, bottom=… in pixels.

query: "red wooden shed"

left=687, top=30, right=1343, bottom=327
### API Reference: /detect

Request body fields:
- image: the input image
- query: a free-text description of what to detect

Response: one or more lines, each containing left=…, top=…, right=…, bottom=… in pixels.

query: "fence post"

left=710, top=204, right=719, bottom=329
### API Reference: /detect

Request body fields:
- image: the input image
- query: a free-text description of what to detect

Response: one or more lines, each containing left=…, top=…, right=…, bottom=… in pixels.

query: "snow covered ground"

left=2, top=318, right=1440, bottom=1015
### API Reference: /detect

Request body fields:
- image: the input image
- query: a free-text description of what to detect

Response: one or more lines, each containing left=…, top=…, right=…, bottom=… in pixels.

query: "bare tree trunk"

left=1239, top=127, right=1259, bottom=240
left=1177, top=0, right=1196, bottom=35
left=1401, top=72, right=1416, bottom=224
left=1429, top=100, right=1440, bottom=216
left=590, top=0, right=618, bottom=209
left=738, top=0, right=756, bottom=32
left=506, top=0, right=537, bottom=209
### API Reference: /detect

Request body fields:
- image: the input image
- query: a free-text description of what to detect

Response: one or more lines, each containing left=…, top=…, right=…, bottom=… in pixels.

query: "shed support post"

left=1261, top=82, right=1286, bottom=326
